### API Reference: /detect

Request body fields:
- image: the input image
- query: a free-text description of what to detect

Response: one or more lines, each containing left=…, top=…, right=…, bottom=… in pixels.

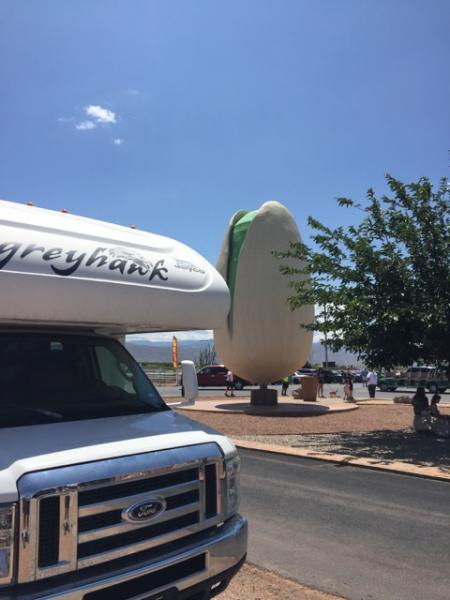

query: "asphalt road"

left=159, top=382, right=450, bottom=402
left=239, top=449, right=450, bottom=600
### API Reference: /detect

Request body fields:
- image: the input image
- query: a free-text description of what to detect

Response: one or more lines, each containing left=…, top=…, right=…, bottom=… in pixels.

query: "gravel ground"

left=221, top=563, right=341, bottom=600
left=179, top=404, right=422, bottom=435
left=180, top=404, right=450, bottom=469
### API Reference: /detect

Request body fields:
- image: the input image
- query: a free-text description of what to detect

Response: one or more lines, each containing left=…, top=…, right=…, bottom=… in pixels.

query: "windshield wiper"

left=1, top=405, right=63, bottom=420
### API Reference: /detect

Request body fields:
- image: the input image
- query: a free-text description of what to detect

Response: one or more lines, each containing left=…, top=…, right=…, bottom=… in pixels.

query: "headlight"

left=0, top=504, right=16, bottom=586
left=225, top=454, right=241, bottom=517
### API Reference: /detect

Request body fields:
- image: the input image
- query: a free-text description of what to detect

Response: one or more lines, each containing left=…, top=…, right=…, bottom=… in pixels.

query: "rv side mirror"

left=180, top=360, right=198, bottom=405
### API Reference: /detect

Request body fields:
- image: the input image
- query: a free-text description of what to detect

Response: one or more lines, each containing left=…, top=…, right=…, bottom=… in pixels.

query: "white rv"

left=0, top=200, right=247, bottom=599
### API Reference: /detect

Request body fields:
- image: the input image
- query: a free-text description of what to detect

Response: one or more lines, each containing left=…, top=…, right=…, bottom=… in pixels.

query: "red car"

left=196, top=364, right=249, bottom=390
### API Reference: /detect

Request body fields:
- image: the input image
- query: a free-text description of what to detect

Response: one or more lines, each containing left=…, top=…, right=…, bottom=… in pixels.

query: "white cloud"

left=86, top=105, right=116, bottom=124
left=76, top=120, right=96, bottom=131
left=127, top=330, right=213, bottom=343
left=71, top=103, right=119, bottom=136
left=113, top=138, right=124, bottom=145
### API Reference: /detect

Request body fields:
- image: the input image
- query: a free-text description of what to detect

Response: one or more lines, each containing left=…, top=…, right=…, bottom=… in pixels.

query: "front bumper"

left=1, top=515, right=247, bottom=600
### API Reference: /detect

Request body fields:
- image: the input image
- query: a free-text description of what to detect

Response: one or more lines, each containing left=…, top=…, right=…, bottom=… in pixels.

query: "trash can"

left=301, top=376, right=318, bottom=401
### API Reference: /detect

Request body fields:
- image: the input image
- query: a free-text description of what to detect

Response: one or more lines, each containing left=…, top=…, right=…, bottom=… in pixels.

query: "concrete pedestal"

left=301, top=376, right=318, bottom=402
left=251, top=386, right=278, bottom=405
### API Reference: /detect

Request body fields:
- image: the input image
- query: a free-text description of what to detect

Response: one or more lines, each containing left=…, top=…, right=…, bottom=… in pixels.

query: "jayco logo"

left=0, top=242, right=169, bottom=281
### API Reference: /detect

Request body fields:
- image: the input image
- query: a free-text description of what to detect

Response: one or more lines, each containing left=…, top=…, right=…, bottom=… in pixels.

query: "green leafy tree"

left=276, top=175, right=450, bottom=375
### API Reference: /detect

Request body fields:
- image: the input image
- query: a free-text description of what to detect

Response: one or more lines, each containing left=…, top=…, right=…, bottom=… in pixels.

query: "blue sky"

left=1, top=1, right=449, bottom=320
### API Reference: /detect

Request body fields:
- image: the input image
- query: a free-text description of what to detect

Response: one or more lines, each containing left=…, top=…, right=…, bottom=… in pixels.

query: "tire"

left=438, top=388, right=447, bottom=394
left=379, top=383, right=388, bottom=392
left=234, top=380, right=244, bottom=391
left=428, top=383, right=438, bottom=394
left=388, top=387, right=397, bottom=392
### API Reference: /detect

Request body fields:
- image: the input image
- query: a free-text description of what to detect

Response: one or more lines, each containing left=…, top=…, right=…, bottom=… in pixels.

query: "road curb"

left=233, top=438, right=450, bottom=482
left=355, top=399, right=395, bottom=405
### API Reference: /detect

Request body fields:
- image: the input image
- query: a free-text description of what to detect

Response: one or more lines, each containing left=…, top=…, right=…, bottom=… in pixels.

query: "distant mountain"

left=308, top=343, right=362, bottom=368
left=126, top=337, right=363, bottom=367
left=126, top=338, right=213, bottom=363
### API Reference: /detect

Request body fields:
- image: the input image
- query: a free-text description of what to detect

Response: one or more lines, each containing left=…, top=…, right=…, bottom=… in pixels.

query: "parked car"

left=351, top=370, right=364, bottom=383
left=378, top=366, right=448, bottom=393
left=290, top=368, right=318, bottom=384
left=331, top=370, right=343, bottom=383
left=321, top=369, right=342, bottom=383
left=290, top=368, right=343, bottom=384
left=197, top=364, right=250, bottom=390
left=289, top=369, right=317, bottom=384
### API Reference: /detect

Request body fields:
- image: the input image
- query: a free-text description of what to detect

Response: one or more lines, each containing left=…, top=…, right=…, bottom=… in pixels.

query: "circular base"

left=175, top=397, right=359, bottom=417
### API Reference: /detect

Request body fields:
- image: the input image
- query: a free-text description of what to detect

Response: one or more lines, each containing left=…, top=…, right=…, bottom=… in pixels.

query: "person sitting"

left=292, top=386, right=303, bottom=399
left=412, top=386, right=429, bottom=416
left=430, top=394, right=450, bottom=421
left=412, top=387, right=431, bottom=432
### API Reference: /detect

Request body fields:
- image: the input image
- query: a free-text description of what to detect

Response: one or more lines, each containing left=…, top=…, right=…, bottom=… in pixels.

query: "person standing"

left=281, top=376, right=289, bottom=396
left=317, top=369, right=325, bottom=398
left=360, top=367, right=368, bottom=387
left=225, top=370, right=235, bottom=397
left=343, top=373, right=354, bottom=402
left=366, top=369, right=378, bottom=398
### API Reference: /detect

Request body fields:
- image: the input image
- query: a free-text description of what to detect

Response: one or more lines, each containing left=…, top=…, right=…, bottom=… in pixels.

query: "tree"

left=197, top=343, right=218, bottom=368
left=276, top=175, right=450, bottom=375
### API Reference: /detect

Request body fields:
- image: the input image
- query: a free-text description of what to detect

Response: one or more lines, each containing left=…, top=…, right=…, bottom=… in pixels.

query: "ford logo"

left=122, top=498, right=166, bottom=523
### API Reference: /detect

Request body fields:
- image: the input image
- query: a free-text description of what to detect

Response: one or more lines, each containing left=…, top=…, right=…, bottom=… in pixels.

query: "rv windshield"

left=0, top=332, right=168, bottom=428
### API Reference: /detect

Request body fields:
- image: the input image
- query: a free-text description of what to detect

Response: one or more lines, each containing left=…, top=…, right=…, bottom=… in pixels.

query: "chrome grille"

left=38, top=496, right=60, bottom=567
left=17, top=443, right=225, bottom=583
left=83, top=553, right=207, bottom=600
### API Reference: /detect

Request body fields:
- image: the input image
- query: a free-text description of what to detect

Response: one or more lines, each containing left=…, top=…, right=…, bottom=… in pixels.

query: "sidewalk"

left=236, top=429, right=450, bottom=473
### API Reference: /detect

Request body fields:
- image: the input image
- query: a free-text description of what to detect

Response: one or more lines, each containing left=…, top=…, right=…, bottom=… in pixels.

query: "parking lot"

left=159, top=382, right=449, bottom=402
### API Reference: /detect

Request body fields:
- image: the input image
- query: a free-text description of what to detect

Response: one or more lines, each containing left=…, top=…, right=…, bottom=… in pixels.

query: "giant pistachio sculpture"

left=214, top=201, right=314, bottom=385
